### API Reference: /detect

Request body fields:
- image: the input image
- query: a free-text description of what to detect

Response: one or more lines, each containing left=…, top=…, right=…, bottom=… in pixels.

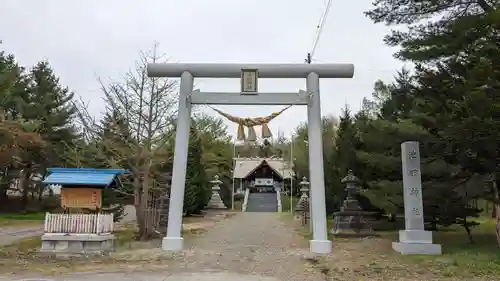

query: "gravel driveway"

left=3, top=212, right=326, bottom=281
left=0, top=226, right=43, bottom=246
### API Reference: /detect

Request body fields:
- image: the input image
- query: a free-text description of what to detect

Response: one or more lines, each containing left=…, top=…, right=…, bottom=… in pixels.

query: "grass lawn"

left=285, top=213, right=500, bottom=280
left=400, top=219, right=500, bottom=278
left=0, top=212, right=45, bottom=226
left=280, top=194, right=299, bottom=212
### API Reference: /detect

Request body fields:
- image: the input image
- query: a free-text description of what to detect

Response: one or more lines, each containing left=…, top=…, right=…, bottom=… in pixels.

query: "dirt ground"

left=0, top=211, right=497, bottom=281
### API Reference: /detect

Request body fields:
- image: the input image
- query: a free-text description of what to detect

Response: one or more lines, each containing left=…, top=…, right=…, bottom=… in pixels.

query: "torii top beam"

left=147, top=63, right=354, bottom=78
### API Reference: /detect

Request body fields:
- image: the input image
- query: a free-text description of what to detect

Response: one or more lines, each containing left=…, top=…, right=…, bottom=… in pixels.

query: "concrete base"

left=40, top=233, right=115, bottom=256
left=398, top=229, right=432, bottom=243
left=162, top=236, right=184, bottom=251
left=309, top=239, right=332, bottom=254
left=392, top=229, right=442, bottom=255
left=392, top=242, right=442, bottom=255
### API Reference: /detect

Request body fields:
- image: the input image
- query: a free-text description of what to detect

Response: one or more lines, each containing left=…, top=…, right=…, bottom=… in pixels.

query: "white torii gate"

left=147, top=63, right=354, bottom=254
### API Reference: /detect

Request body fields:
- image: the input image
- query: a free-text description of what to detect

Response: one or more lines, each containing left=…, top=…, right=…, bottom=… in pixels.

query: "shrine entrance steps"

left=246, top=192, right=278, bottom=212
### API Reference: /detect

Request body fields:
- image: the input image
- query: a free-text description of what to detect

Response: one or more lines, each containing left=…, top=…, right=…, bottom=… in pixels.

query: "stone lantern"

left=207, top=175, right=226, bottom=209
left=331, top=170, right=376, bottom=236
left=341, top=170, right=361, bottom=209
left=294, top=177, right=311, bottom=225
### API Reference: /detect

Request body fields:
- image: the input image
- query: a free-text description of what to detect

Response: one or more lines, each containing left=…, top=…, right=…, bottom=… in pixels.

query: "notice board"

left=60, top=187, right=102, bottom=210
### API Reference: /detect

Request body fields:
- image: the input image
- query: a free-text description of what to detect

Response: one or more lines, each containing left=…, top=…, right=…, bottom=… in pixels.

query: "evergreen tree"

left=365, top=0, right=498, bottom=62
left=192, top=113, right=233, bottom=207
left=184, top=122, right=209, bottom=215
left=21, top=61, right=78, bottom=167
left=325, top=107, right=357, bottom=213
left=364, top=0, right=497, bottom=238
left=357, top=72, right=483, bottom=232
left=334, top=106, right=358, bottom=176
left=0, top=50, right=26, bottom=204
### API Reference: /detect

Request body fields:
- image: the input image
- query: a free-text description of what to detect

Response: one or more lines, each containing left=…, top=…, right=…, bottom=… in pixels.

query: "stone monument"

left=392, top=141, right=442, bottom=255
left=331, top=170, right=376, bottom=236
left=207, top=175, right=226, bottom=209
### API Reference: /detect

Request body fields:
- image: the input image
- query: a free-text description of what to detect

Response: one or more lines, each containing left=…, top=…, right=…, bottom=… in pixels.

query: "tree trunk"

left=0, top=183, right=8, bottom=208
left=133, top=176, right=146, bottom=241
left=140, top=170, right=153, bottom=240
left=20, top=169, right=31, bottom=210
left=496, top=204, right=500, bottom=247
left=38, top=183, right=45, bottom=203
left=463, top=218, right=474, bottom=244
left=493, top=175, right=500, bottom=246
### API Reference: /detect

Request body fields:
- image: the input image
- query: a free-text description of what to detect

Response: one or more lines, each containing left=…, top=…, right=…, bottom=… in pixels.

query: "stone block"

left=398, top=229, right=433, bottom=244
left=40, top=233, right=115, bottom=257
left=392, top=241, right=442, bottom=255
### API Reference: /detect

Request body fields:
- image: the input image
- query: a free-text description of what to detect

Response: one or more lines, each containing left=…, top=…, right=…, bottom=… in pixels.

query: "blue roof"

left=42, top=168, right=129, bottom=188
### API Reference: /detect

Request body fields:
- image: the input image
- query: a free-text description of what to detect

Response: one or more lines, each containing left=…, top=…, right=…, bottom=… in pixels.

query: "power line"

left=305, top=0, right=334, bottom=64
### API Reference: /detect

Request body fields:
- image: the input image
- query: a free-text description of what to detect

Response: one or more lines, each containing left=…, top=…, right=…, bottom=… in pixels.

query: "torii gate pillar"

left=148, top=63, right=354, bottom=254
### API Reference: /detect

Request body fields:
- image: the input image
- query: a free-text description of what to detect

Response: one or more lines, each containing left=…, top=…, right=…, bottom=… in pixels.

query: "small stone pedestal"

left=393, top=141, right=441, bottom=255
left=40, top=233, right=115, bottom=257
left=207, top=175, right=226, bottom=209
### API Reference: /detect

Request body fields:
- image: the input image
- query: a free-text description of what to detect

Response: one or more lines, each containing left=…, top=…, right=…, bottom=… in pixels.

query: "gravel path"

left=174, top=212, right=324, bottom=280
left=0, top=226, right=43, bottom=246
left=4, top=212, right=327, bottom=281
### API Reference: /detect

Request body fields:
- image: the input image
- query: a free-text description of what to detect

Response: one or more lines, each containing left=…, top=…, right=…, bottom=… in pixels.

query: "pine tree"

left=365, top=0, right=498, bottom=62
left=325, top=107, right=357, bottom=213
left=21, top=61, right=78, bottom=167
left=357, top=73, right=483, bottom=230
left=363, top=0, right=495, bottom=237
left=184, top=122, right=209, bottom=215
left=0, top=50, right=27, bottom=204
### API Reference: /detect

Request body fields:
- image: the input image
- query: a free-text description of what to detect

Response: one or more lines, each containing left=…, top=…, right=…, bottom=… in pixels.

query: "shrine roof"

left=42, top=168, right=129, bottom=188
left=232, top=158, right=293, bottom=179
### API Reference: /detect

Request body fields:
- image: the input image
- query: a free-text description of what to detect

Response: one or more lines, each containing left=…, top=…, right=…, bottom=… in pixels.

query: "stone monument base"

left=40, top=233, right=115, bottom=257
left=392, top=230, right=442, bottom=255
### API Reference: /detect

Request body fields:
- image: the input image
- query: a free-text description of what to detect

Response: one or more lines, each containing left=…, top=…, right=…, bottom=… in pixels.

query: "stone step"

left=246, top=193, right=278, bottom=212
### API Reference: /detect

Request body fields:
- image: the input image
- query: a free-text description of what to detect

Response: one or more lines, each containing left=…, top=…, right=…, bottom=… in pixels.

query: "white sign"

left=241, top=69, right=258, bottom=94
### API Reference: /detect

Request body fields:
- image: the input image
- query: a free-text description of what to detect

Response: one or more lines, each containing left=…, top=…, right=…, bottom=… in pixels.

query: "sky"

left=1, top=0, right=407, bottom=139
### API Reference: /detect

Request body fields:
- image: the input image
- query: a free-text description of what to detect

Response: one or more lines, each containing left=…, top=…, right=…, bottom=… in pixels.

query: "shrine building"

left=232, top=157, right=293, bottom=193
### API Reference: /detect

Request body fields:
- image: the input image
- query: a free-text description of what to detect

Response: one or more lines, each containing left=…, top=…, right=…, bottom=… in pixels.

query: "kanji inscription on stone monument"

left=408, top=150, right=417, bottom=159
left=408, top=169, right=419, bottom=177
left=409, top=187, right=420, bottom=197
left=401, top=141, right=425, bottom=229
